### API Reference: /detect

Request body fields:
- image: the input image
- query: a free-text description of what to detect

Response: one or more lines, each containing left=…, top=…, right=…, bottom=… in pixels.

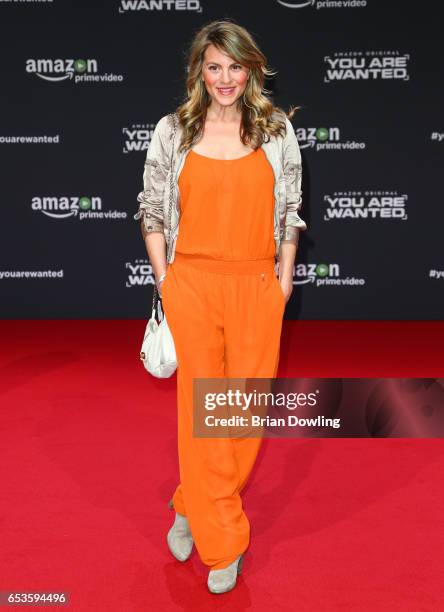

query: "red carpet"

left=1, top=320, right=443, bottom=611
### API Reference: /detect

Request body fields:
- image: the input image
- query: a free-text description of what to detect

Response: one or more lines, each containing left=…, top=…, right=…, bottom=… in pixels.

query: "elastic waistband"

left=172, top=252, right=276, bottom=275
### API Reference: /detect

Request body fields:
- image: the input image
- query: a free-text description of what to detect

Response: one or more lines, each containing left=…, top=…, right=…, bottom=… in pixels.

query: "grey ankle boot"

left=207, top=554, right=244, bottom=594
left=166, top=501, right=193, bottom=562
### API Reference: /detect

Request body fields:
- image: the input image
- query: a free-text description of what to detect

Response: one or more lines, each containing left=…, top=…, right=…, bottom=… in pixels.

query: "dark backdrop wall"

left=0, top=0, right=442, bottom=319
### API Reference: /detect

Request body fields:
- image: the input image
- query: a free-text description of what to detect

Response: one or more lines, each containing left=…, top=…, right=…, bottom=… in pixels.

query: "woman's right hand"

left=157, top=278, right=165, bottom=298
left=156, top=271, right=167, bottom=298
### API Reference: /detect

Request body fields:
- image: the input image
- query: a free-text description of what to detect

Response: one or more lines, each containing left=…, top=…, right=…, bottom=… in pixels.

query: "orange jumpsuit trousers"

left=161, top=147, right=286, bottom=570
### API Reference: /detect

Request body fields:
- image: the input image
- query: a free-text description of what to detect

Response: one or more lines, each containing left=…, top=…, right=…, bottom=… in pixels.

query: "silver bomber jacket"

left=133, top=109, right=308, bottom=264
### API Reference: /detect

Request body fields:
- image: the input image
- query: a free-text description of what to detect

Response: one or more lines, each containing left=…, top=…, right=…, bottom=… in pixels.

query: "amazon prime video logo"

left=25, top=58, right=124, bottom=83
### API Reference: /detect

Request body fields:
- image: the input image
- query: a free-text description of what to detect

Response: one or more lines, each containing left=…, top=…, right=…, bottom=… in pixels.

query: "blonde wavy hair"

left=175, top=18, right=299, bottom=154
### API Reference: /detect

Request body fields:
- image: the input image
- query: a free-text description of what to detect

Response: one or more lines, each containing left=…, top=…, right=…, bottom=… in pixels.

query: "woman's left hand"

left=279, top=275, right=293, bottom=304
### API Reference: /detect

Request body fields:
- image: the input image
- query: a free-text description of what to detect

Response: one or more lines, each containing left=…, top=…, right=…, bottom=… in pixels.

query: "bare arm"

left=140, top=225, right=167, bottom=296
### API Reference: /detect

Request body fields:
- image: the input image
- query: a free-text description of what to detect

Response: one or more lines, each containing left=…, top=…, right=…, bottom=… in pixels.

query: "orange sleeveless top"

left=175, top=148, right=275, bottom=261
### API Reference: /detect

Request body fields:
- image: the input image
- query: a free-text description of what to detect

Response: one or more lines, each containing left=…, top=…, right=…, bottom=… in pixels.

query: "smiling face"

left=201, top=44, right=250, bottom=109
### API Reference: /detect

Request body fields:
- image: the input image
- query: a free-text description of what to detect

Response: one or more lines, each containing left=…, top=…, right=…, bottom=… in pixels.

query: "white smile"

left=217, top=87, right=235, bottom=95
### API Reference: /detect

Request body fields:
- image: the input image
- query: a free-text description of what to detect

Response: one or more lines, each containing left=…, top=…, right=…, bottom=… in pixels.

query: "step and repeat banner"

left=0, top=1, right=442, bottom=319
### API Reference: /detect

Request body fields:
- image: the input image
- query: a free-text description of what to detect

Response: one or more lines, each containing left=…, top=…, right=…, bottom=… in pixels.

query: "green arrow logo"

left=316, top=263, right=329, bottom=277
left=316, top=127, right=329, bottom=142
left=79, top=197, right=92, bottom=211
left=74, top=59, right=87, bottom=73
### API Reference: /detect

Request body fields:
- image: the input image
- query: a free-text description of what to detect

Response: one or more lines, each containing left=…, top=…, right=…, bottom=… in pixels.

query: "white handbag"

left=139, top=113, right=178, bottom=378
left=140, top=298, right=177, bottom=378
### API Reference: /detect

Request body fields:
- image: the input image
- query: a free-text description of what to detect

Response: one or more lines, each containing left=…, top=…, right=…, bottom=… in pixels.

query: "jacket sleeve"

left=281, top=117, right=308, bottom=247
left=133, top=115, right=170, bottom=235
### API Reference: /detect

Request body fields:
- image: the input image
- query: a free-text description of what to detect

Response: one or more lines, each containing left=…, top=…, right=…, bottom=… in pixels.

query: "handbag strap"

left=151, top=112, right=177, bottom=316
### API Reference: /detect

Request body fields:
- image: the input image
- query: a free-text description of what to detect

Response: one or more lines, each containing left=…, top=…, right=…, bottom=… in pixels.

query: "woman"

left=134, top=19, right=307, bottom=594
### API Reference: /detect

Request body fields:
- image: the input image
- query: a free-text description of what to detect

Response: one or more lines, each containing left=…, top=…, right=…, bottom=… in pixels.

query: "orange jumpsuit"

left=161, top=147, right=286, bottom=570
